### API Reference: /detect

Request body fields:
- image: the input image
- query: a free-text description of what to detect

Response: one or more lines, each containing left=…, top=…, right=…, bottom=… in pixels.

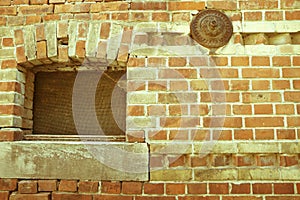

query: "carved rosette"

left=190, top=9, right=233, bottom=48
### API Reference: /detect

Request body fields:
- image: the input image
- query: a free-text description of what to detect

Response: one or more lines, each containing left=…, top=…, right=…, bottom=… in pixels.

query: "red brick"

left=285, top=91, right=300, bottom=102
left=0, top=105, right=22, bottom=115
left=189, top=56, right=209, bottom=66
left=36, top=41, right=47, bottom=59
left=38, top=180, right=57, bottom=192
left=131, top=2, right=166, bottom=10
left=55, top=4, right=90, bottom=13
left=0, top=191, right=9, bottom=200
left=169, top=57, right=187, bottom=67
left=127, top=57, right=145, bottom=67
left=30, top=0, right=47, bottom=4
left=274, top=183, right=294, bottom=194
left=231, top=183, right=251, bottom=194
left=0, top=130, right=23, bottom=141
left=239, top=0, right=278, bottom=9
left=13, top=0, right=29, bottom=4
left=26, top=15, right=41, bottom=25
left=90, top=2, right=128, bottom=12
left=136, top=197, right=175, bottom=200
left=255, top=129, right=274, bottom=140
left=234, top=129, right=253, bottom=140
left=281, top=0, right=298, bottom=8
left=2, top=38, right=14, bottom=47
left=223, top=197, right=262, bottom=200
left=231, top=80, right=249, bottom=91
left=148, top=129, right=167, bottom=140
left=252, top=80, right=270, bottom=90
left=294, top=80, right=300, bottom=89
left=272, top=56, right=291, bottom=66
left=283, top=68, right=300, bottom=78
left=212, top=155, right=231, bottom=166
left=277, top=129, right=296, bottom=139
left=254, top=104, right=273, bottom=114
left=252, top=56, right=270, bottom=66
left=209, top=183, right=229, bottom=194
left=293, top=56, right=300, bottom=66
left=150, top=155, right=164, bottom=168
left=0, top=17, right=6, bottom=26
left=52, top=193, right=92, bottom=200
left=16, top=46, right=26, bottom=63
left=231, top=56, right=249, bottom=66
left=0, top=179, right=18, bottom=191
left=43, top=14, right=61, bottom=21
left=0, top=7, right=17, bottom=15
left=0, top=0, right=11, bottom=5
left=122, top=182, right=142, bottom=194
left=152, top=12, right=169, bottom=21
left=130, top=12, right=150, bottom=22
left=36, top=25, right=45, bottom=41
left=211, top=56, right=228, bottom=66
left=207, top=1, right=237, bottom=10
left=244, top=12, right=262, bottom=21
left=19, top=5, right=53, bottom=15
left=286, top=11, right=300, bottom=20
left=111, top=13, right=129, bottom=20
left=168, top=155, right=188, bottom=167
left=144, top=183, right=164, bottom=194
left=234, top=155, right=254, bottom=166
left=58, top=180, right=77, bottom=192
left=256, top=155, right=277, bottom=166
left=203, top=117, right=242, bottom=128
left=287, top=117, right=300, bottom=127
left=272, top=80, right=290, bottom=90
left=191, top=155, right=208, bottom=167
left=166, top=183, right=185, bottom=194
left=187, top=183, right=207, bottom=194
left=101, top=181, right=121, bottom=194
left=10, top=193, right=50, bottom=200
left=253, top=183, right=272, bottom=194
left=245, top=117, right=284, bottom=127
left=265, top=11, right=283, bottom=20
left=76, top=40, right=86, bottom=58
left=172, top=12, right=190, bottom=22
left=1, top=60, right=17, bottom=69
left=168, top=1, right=205, bottom=10
left=127, top=131, right=145, bottom=143
left=280, top=155, right=298, bottom=167
left=78, top=181, right=98, bottom=193
left=19, top=181, right=37, bottom=194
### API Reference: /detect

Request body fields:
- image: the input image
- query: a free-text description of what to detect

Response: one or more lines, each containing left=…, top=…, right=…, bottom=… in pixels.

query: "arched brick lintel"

left=5, top=21, right=134, bottom=70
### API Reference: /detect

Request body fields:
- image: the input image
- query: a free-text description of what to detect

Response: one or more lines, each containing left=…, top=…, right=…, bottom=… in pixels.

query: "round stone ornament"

left=190, top=9, right=233, bottom=48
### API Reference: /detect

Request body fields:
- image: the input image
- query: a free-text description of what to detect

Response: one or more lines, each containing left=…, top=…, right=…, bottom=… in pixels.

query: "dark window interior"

left=33, top=70, right=126, bottom=136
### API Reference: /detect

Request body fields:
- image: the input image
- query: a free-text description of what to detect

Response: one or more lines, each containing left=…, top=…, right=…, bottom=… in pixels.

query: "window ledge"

left=0, top=141, right=149, bottom=181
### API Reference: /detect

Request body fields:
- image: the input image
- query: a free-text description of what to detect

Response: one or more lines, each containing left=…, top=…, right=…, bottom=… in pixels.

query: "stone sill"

left=0, top=141, right=149, bottom=181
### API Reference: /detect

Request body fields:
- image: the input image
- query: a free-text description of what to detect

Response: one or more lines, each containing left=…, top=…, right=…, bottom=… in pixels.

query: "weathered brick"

left=78, top=181, right=98, bottom=193
left=0, top=7, right=17, bottom=15
left=10, top=193, right=50, bottom=200
left=52, top=193, right=92, bottom=200
left=144, top=183, right=164, bottom=194
left=252, top=183, right=272, bottom=194
left=58, top=180, right=77, bottom=192
left=19, top=180, right=37, bottom=194
left=19, top=5, right=53, bottom=14
left=122, top=182, right=142, bottom=194
left=38, top=180, right=57, bottom=192
left=168, top=1, right=205, bottom=10
left=30, top=0, right=48, bottom=4
left=101, top=181, right=121, bottom=194
left=0, top=179, right=18, bottom=191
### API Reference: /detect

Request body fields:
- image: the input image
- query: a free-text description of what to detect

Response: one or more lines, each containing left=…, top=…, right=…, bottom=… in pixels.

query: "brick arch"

left=8, top=21, right=132, bottom=69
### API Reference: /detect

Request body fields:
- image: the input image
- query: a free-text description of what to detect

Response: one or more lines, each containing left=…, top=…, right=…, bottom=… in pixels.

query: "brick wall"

left=0, top=0, right=300, bottom=199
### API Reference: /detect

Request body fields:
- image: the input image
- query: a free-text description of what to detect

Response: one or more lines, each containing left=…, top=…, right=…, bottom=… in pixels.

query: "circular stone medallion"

left=190, top=9, right=233, bottom=48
